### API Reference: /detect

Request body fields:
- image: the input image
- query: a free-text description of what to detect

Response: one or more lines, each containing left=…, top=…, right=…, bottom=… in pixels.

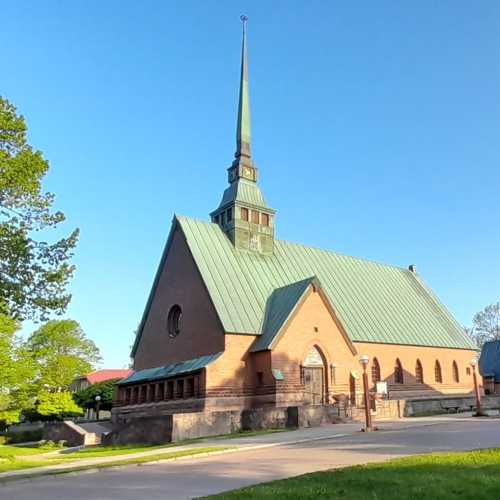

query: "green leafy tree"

left=30, top=391, right=83, bottom=421
left=0, top=313, right=35, bottom=428
left=0, top=96, right=79, bottom=321
left=74, top=379, right=119, bottom=412
left=26, top=320, right=101, bottom=391
left=469, top=302, right=500, bottom=348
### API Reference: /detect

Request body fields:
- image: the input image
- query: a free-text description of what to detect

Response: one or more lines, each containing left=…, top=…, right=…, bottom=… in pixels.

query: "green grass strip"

left=204, top=448, right=500, bottom=500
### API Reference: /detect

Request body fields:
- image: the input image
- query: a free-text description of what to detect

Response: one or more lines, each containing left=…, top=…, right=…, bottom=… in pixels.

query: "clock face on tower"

left=243, top=167, right=254, bottom=180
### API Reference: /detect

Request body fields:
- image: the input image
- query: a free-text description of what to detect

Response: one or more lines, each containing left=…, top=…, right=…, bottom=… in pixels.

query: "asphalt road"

left=3, top=418, right=500, bottom=500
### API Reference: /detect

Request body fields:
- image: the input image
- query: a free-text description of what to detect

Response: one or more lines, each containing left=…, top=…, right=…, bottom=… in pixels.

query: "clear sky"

left=2, top=1, right=499, bottom=367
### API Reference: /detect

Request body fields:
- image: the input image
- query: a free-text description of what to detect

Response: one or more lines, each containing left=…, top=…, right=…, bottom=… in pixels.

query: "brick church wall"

left=133, top=226, right=224, bottom=370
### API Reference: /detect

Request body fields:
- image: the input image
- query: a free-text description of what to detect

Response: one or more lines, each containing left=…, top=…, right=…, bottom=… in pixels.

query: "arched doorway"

left=303, top=346, right=327, bottom=405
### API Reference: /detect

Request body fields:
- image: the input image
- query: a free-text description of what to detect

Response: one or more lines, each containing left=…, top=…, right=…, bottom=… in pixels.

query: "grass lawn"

left=0, top=446, right=233, bottom=474
left=0, top=443, right=64, bottom=458
left=61, top=428, right=290, bottom=459
left=205, top=448, right=500, bottom=500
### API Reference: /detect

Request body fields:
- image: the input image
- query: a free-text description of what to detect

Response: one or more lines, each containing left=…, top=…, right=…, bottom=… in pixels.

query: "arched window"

left=167, top=305, right=182, bottom=338
left=415, top=359, right=424, bottom=384
left=434, top=360, right=442, bottom=383
left=371, top=357, right=381, bottom=385
left=394, top=359, right=404, bottom=384
left=452, top=361, right=460, bottom=383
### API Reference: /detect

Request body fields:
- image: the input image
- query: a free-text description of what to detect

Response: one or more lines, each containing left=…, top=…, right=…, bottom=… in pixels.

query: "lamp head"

left=95, top=395, right=102, bottom=402
left=359, top=355, right=369, bottom=366
left=470, top=358, right=477, bottom=368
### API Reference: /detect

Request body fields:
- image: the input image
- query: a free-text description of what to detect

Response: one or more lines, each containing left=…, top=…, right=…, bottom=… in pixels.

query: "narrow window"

left=251, top=210, right=259, bottom=224
left=466, top=367, right=471, bottom=376
left=434, top=360, right=442, bottom=383
left=371, top=357, right=381, bottom=385
left=186, top=378, right=194, bottom=398
left=452, top=361, right=459, bottom=383
left=256, top=372, right=264, bottom=386
left=125, top=388, right=131, bottom=404
left=167, top=380, right=174, bottom=399
left=227, top=208, right=232, bottom=222
left=394, top=359, right=404, bottom=384
left=158, top=382, right=165, bottom=400
left=177, top=379, right=185, bottom=398
left=149, top=384, right=156, bottom=402
left=241, top=207, right=249, bottom=221
left=415, top=359, right=424, bottom=384
left=140, top=385, right=147, bottom=403
left=221, top=212, right=226, bottom=225
left=261, top=213, right=269, bottom=227
left=167, top=305, right=182, bottom=338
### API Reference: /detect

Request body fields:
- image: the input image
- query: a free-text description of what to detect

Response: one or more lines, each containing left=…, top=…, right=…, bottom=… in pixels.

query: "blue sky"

left=2, top=1, right=499, bottom=367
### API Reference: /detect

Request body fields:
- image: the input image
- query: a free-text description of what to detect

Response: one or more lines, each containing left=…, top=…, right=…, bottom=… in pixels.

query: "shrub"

left=5, top=428, right=43, bottom=444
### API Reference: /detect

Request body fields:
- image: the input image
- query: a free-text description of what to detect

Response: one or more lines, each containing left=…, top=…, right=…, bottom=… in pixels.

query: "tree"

left=25, top=320, right=101, bottom=391
left=0, top=313, right=35, bottom=428
left=28, top=391, right=83, bottom=421
left=74, top=379, right=119, bottom=412
left=469, top=302, right=500, bottom=347
left=0, top=96, right=79, bottom=322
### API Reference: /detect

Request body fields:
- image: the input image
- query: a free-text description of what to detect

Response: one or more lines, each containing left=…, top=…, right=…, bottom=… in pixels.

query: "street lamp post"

left=359, top=355, right=374, bottom=432
left=470, top=358, right=482, bottom=416
left=95, top=395, right=102, bottom=420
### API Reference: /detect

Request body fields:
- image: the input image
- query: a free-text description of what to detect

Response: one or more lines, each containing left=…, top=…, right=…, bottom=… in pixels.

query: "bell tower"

left=210, top=16, right=275, bottom=255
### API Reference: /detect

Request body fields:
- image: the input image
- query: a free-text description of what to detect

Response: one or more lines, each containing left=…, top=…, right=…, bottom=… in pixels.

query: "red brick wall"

left=133, top=226, right=224, bottom=370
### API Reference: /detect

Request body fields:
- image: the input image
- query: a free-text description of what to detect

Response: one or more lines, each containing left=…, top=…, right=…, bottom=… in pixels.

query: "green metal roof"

left=251, top=277, right=315, bottom=352
left=218, top=178, right=269, bottom=210
left=176, top=216, right=476, bottom=350
left=119, top=352, right=222, bottom=385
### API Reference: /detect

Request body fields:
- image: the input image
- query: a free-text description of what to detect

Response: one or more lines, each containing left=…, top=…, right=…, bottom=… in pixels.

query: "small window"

left=167, top=305, right=182, bottom=338
left=186, top=378, right=194, bottom=398
left=371, top=357, right=381, bottom=384
left=177, top=379, right=185, bottom=398
left=227, top=208, right=232, bottom=222
left=251, top=210, right=259, bottom=224
left=415, top=359, right=424, bottom=384
left=256, top=372, right=264, bottom=386
left=434, top=361, right=442, bottom=383
left=241, top=207, right=249, bottom=221
left=394, top=359, right=404, bottom=384
left=262, top=213, right=269, bottom=226
left=167, top=380, right=174, bottom=399
left=452, top=361, right=459, bottom=383
left=140, top=385, right=147, bottom=403
left=466, top=367, right=471, bottom=376
left=148, top=384, right=156, bottom=402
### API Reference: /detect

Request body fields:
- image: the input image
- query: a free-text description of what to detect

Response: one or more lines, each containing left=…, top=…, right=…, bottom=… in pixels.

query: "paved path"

left=3, top=416, right=500, bottom=500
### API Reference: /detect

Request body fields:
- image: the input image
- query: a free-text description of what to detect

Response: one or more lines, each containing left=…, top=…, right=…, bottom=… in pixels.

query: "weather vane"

left=240, top=14, right=248, bottom=25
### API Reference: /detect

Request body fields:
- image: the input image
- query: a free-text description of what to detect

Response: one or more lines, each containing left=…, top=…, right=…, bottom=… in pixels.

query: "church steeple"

left=235, top=15, right=252, bottom=163
left=210, top=16, right=275, bottom=255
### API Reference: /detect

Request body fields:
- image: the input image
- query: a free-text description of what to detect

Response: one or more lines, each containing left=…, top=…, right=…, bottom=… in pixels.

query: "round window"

left=167, top=305, right=182, bottom=338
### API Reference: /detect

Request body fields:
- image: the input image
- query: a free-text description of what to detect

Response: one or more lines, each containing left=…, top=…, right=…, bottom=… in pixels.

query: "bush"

left=5, top=428, right=43, bottom=444
left=0, top=435, right=7, bottom=445
left=24, top=392, right=84, bottom=422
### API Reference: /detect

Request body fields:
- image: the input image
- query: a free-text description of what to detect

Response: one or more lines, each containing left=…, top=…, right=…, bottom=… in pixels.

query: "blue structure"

left=479, top=341, right=500, bottom=394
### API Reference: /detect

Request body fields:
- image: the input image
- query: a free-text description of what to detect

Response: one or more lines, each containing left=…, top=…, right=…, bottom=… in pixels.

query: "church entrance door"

left=304, top=367, right=324, bottom=405
left=303, top=346, right=326, bottom=405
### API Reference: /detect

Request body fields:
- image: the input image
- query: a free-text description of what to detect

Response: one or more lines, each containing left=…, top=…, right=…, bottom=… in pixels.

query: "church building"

left=115, top=20, right=477, bottom=419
